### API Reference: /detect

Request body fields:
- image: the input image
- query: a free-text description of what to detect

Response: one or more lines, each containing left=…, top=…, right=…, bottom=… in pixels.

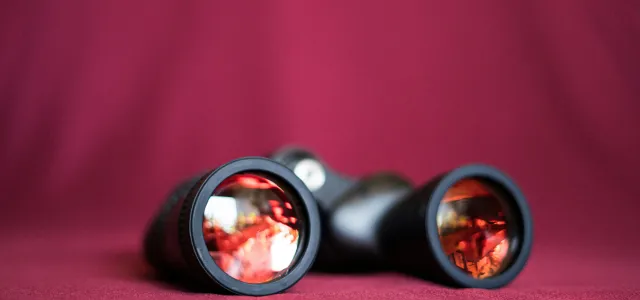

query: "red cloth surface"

left=1, top=1, right=639, bottom=299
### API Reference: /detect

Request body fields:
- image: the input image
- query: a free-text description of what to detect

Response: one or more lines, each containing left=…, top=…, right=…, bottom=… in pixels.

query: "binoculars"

left=143, top=146, right=533, bottom=296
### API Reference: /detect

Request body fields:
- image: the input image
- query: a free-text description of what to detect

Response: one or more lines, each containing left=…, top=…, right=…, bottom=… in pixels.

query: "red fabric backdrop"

left=1, top=1, right=639, bottom=299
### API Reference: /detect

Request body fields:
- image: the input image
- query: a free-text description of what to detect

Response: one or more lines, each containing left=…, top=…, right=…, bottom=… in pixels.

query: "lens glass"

left=436, top=178, right=515, bottom=279
left=202, top=173, right=304, bottom=283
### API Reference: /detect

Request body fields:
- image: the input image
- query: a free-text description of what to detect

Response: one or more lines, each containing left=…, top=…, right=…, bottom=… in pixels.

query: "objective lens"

left=142, top=157, right=320, bottom=296
left=436, top=179, right=513, bottom=279
left=203, top=173, right=303, bottom=283
left=374, top=164, right=531, bottom=289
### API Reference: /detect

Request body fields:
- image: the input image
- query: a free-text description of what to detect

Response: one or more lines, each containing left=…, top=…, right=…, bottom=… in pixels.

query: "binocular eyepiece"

left=143, top=148, right=533, bottom=295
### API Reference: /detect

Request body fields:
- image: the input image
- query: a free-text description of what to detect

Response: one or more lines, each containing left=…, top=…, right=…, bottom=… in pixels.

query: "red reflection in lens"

left=203, top=174, right=302, bottom=284
left=437, top=179, right=511, bottom=279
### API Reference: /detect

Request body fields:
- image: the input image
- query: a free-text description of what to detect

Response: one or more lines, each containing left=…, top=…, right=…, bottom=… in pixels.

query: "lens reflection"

left=203, top=173, right=303, bottom=284
left=436, top=179, right=512, bottom=279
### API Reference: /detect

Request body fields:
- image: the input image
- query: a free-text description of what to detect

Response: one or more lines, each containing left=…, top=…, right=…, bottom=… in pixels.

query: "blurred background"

left=1, top=1, right=639, bottom=298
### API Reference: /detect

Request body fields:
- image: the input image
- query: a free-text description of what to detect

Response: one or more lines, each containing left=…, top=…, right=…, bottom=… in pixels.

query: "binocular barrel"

left=270, top=147, right=533, bottom=289
left=143, top=157, right=321, bottom=296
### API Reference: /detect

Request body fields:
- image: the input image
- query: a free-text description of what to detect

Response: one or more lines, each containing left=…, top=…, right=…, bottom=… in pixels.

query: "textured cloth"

left=1, top=229, right=639, bottom=300
left=1, top=0, right=639, bottom=299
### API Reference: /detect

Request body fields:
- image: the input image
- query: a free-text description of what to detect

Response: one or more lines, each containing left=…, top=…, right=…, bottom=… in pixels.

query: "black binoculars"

left=143, top=147, right=533, bottom=296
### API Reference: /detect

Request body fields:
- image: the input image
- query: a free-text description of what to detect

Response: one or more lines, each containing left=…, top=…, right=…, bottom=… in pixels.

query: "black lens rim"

left=425, top=164, right=533, bottom=288
left=183, top=157, right=321, bottom=296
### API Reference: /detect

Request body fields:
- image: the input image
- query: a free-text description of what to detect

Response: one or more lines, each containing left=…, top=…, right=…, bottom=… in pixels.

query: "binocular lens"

left=143, top=157, right=320, bottom=296
left=437, top=179, right=514, bottom=279
left=204, top=173, right=304, bottom=284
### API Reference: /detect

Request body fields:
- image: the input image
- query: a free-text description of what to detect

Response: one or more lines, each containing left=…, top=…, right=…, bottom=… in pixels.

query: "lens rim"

left=183, top=157, right=321, bottom=296
left=425, top=164, right=533, bottom=288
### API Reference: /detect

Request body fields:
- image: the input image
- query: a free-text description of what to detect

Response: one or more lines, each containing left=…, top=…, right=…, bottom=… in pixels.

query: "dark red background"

left=1, top=1, right=639, bottom=299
